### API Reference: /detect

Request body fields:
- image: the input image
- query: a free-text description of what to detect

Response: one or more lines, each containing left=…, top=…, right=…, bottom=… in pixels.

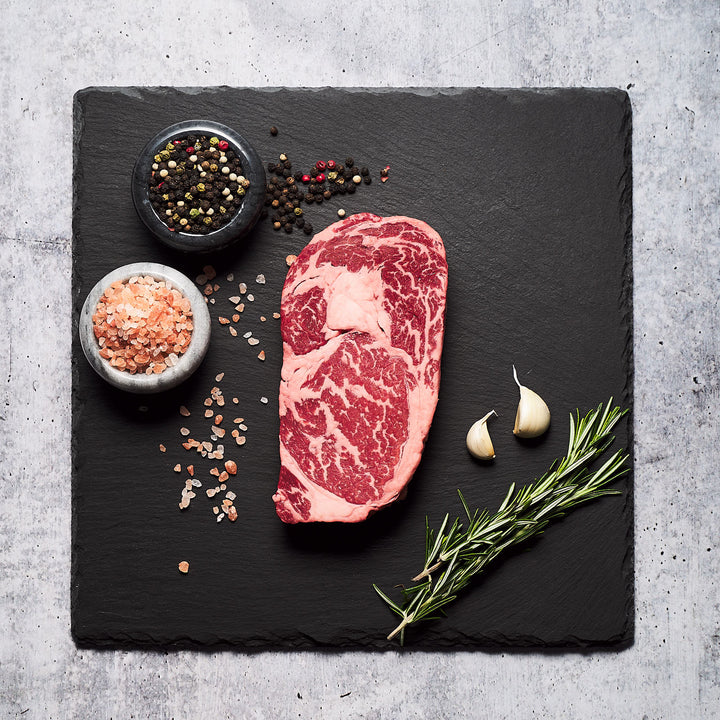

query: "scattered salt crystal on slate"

left=260, top=396, right=268, bottom=404
left=256, top=274, right=266, bottom=284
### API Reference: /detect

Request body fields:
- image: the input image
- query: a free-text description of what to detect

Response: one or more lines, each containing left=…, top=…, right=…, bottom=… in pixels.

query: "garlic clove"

left=512, top=366, right=550, bottom=438
left=466, top=410, right=498, bottom=460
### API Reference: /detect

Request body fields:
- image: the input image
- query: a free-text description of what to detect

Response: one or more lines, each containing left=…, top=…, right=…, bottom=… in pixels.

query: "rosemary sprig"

left=374, top=400, right=629, bottom=645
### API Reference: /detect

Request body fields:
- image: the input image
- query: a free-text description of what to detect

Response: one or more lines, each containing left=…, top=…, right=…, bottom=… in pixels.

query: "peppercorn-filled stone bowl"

left=79, top=262, right=212, bottom=393
left=131, top=120, right=266, bottom=253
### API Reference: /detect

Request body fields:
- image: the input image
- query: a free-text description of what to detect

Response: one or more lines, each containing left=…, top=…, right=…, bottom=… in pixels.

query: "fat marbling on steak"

left=273, top=213, right=448, bottom=523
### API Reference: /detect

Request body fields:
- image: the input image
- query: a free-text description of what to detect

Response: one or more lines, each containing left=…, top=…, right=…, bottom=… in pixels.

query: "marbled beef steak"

left=274, top=213, right=448, bottom=523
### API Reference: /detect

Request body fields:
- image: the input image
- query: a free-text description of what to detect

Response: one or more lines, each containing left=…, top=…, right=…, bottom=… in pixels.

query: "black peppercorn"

left=284, top=223, right=293, bottom=233
left=270, top=126, right=278, bottom=136
left=360, top=166, right=369, bottom=176
left=345, top=157, right=354, bottom=167
left=363, top=175, right=372, bottom=185
left=303, top=223, right=313, bottom=235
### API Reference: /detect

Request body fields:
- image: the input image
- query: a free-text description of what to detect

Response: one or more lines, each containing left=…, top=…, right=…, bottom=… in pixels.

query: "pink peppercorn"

left=186, top=146, right=194, bottom=153
left=315, top=160, right=327, bottom=171
left=326, top=160, right=336, bottom=170
left=301, top=174, right=311, bottom=183
left=315, top=173, right=326, bottom=183
left=218, top=140, right=229, bottom=151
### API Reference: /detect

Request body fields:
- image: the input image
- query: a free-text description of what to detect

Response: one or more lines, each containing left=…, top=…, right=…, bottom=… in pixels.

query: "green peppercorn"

left=165, top=142, right=175, bottom=151
left=160, top=150, right=171, bottom=161
left=189, top=208, right=200, bottom=218
left=204, top=216, right=213, bottom=225
left=197, top=183, right=206, bottom=192
left=185, top=192, right=194, bottom=201
left=154, top=154, right=162, bottom=163
left=294, top=207, right=303, bottom=216
left=219, top=206, right=227, bottom=214
left=210, top=137, right=219, bottom=146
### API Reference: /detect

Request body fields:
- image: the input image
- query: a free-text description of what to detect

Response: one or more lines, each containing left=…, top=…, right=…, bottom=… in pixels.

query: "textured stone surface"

left=0, top=0, right=718, bottom=717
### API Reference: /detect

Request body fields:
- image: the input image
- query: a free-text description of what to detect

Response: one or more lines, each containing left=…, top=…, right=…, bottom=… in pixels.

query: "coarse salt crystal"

left=179, top=405, right=190, bottom=416
left=248, top=338, right=260, bottom=346
left=256, top=274, right=266, bottom=284
left=260, top=396, right=268, bottom=404
left=239, top=282, right=247, bottom=294
left=247, top=294, right=254, bottom=302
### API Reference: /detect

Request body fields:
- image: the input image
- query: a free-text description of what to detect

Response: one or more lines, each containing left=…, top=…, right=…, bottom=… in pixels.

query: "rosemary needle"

left=374, top=400, right=629, bottom=645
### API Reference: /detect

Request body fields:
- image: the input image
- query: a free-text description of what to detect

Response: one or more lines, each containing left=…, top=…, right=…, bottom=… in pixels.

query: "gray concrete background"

left=0, top=1, right=718, bottom=718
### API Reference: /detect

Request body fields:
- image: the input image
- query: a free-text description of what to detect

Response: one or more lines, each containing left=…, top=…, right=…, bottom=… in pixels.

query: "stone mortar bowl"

left=79, top=262, right=211, bottom=393
left=131, top=120, right=266, bottom=253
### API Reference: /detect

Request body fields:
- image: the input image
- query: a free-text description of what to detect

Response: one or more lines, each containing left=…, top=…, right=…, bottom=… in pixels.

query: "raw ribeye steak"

left=274, top=213, right=448, bottom=523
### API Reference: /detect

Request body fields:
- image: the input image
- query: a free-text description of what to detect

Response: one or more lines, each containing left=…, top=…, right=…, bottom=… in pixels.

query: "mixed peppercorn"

left=148, top=134, right=248, bottom=234
left=263, top=154, right=372, bottom=235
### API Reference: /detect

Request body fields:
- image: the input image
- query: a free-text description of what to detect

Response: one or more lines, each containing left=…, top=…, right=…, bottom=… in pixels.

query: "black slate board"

left=72, top=87, right=633, bottom=650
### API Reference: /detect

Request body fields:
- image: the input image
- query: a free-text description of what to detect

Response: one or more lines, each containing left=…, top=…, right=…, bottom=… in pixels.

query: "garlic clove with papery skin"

left=512, top=366, right=550, bottom=438
left=466, top=410, right=498, bottom=460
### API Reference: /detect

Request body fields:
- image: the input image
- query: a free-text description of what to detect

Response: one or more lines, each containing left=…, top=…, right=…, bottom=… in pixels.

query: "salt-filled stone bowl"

left=79, top=262, right=211, bottom=393
left=131, top=120, right=266, bottom=253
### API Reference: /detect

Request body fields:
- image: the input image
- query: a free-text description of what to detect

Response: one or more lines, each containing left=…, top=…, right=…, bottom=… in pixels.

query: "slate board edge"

left=70, top=87, right=635, bottom=651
